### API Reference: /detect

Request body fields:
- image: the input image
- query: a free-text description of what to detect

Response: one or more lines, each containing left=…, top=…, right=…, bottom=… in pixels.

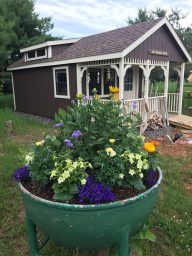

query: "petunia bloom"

left=54, top=122, right=64, bottom=128
left=71, top=130, right=82, bottom=138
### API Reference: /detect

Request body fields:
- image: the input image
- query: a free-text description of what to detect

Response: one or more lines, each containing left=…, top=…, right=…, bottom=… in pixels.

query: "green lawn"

left=0, top=95, right=192, bottom=255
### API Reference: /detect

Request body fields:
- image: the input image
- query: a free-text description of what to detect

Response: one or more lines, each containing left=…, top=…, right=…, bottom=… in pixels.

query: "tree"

left=0, top=0, right=58, bottom=69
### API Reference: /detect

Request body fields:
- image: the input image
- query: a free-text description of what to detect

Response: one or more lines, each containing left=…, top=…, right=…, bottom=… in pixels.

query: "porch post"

left=178, top=63, right=185, bottom=115
left=164, top=62, right=169, bottom=98
left=119, top=58, right=124, bottom=100
left=144, top=60, right=150, bottom=101
left=76, top=63, right=82, bottom=94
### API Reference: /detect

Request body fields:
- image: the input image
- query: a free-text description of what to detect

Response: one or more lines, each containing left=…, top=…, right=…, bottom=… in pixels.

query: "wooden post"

left=76, top=63, right=82, bottom=94
left=119, top=58, right=124, bottom=100
left=144, top=60, right=150, bottom=102
left=178, top=63, right=185, bottom=115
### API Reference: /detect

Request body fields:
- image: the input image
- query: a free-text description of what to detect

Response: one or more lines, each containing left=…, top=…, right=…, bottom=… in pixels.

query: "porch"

left=77, top=58, right=185, bottom=121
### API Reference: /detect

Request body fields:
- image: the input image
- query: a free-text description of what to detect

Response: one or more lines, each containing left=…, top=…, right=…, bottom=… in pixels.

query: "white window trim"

left=26, top=48, right=48, bottom=61
left=53, top=66, right=70, bottom=99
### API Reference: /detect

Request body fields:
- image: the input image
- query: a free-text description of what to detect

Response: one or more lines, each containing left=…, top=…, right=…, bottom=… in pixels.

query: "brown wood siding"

left=13, top=64, right=77, bottom=118
left=126, top=25, right=187, bottom=62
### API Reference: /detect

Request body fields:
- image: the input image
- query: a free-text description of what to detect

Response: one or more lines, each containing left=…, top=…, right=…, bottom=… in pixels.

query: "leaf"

left=53, top=192, right=73, bottom=201
left=69, top=184, right=79, bottom=194
left=143, top=230, right=156, bottom=242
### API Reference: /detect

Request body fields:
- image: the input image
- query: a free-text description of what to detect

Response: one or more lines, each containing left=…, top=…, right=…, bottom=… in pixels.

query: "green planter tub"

left=19, top=167, right=162, bottom=256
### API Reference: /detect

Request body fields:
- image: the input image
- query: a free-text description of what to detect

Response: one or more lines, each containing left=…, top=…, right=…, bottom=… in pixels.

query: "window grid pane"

left=55, top=69, right=68, bottom=96
left=124, top=69, right=133, bottom=91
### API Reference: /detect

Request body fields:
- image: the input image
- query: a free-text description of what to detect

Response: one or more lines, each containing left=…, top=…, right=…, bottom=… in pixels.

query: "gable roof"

left=8, top=17, right=191, bottom=70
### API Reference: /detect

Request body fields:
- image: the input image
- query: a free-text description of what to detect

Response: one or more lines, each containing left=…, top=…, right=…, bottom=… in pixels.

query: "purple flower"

left=79, top=176, right=115, bottom=204
left=131, top=101, right=137, bottom=110
left=54, top=122, right=64, bottom=128
left=83, top=95, right=89, bottom=101
left=71, top=130, right=82, bottom=138
left=144, top=169, right=158, bottom=188
left=64, top=139, right=74, bottom=148
left=13, top=165, right=30, bottom=182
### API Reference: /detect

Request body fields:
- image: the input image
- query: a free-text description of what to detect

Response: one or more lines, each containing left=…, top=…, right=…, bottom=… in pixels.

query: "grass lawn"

left=0, top=95, right=192, bottom=255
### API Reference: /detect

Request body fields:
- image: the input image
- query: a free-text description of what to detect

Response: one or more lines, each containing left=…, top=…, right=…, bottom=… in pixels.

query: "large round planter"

left=19, top=167, right=162, bottom=256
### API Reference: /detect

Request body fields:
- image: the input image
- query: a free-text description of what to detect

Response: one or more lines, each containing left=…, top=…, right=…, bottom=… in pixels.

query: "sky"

left=35, top=0, right=192, bottom=39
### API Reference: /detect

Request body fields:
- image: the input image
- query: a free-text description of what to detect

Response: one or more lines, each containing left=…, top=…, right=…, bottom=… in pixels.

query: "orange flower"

left=144, top=142, right=156, bottom=153
left=150, top=140, right=160, bottom=146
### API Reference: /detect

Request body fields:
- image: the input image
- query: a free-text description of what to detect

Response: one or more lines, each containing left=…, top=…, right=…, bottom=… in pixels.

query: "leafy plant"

left=131, top=224, right=156, bottom=256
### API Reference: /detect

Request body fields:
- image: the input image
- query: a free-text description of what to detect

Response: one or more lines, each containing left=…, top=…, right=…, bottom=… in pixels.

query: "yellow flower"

left=76, top=93, right=83, bottom=100
left=106, top=147, right=113, bottom=154
left=35, top=140, right=45, bottom=146
left=139, top=173, right=144, bottom=178
left=109, top=86, right=119, bottom=93
left=119, top=173, right=124, bottom=179
left=50, top=170, right=57, bottom=178
left=144, top=142, right=155, bottom=153
left=109, top=139, right=115, bottom=144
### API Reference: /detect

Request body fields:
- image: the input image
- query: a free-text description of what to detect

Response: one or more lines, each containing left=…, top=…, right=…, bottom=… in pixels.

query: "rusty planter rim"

left=19, top=167, right=162, bottom=211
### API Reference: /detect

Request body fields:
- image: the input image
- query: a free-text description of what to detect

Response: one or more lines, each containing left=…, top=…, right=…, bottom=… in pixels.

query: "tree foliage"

left=0, top=0, right=58, bottom=71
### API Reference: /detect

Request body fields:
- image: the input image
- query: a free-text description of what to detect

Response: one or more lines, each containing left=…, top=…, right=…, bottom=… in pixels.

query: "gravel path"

left=143, top=126, right=173, bottom=138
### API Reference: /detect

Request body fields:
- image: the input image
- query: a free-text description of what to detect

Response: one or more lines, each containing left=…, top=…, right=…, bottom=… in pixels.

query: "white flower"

left=81, top=179, right=87, bottom=185
left=139, top=173, right=144, bottom=178
left=109, top=139, right=115, bottom=144
left=129, top=169, right=135, bottom=176
left=50, top=170, right=57, bottom=178
left=137, top=160, right=143, bottom=169
left=135, top=154, right=141, bottom=160
left=119, top=173, right=124, bottom=179
left=142, top=160, right=149, bottom=170
left=58, top=177, right=65, bottom=184
left=25, top=154, right=33, bottom=163
left=129, top=153, right=134, bottom=164
left=110, top=150, right=116, bottom=157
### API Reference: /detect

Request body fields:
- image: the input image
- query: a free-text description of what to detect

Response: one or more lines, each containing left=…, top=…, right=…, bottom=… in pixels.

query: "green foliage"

left=131, top=224, right=156, bottom=256
left=50, top=158, right=90, bottom=201
left=29, top=136, right=61, bottom=185
left=0, top=0, right=59, bottom=71
left=24, top=96, right=159, bottom=201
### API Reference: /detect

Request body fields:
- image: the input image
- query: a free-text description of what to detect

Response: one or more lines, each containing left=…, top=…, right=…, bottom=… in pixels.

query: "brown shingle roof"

left=9, top=18, right=163, bottom=68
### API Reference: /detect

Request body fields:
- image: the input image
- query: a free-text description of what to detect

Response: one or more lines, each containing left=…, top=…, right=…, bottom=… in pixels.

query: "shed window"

left=37, top=48, right=46, bottom=57
left=53, top=67, right=70, bottom=99
left=27, top=51, right=35, bottom=59
left=124, top=68, right=133, bottom=91
left=26, top=48, right=47, bottom=61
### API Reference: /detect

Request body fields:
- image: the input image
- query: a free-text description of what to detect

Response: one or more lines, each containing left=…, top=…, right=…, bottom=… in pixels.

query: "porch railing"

left=123, top=96, right=166, bottom=120
left=155, top=93, right=180, bottom=113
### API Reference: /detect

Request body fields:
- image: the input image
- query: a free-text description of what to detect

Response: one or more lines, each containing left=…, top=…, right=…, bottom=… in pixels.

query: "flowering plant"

left=14, top=95, right=160, bottom=204
left=109, top=85, right=119, bottom=93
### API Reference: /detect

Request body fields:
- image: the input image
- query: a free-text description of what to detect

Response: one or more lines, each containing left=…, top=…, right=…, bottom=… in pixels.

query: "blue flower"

left=131, top=101, right=137, bottom=110
left=83, top=95, right=89, bottom=101
left=13, top=165, right=30, bottom=182
left=79, top=176, right=115, bottom=204
left=54, top=122, right=64, bottom=128
left=144, top=169, right=158, bottom=188
left=64, top=139, right=74, bottom=148
left=71, top=130, right=82, bottom=138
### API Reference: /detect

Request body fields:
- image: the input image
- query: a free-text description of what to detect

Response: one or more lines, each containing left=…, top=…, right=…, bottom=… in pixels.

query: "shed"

left=8, top=17, right=191, bottom=119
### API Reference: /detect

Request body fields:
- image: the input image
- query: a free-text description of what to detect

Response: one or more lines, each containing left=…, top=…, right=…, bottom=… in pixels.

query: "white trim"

left=76, top=63, right=82, bottom=94
left=178, top=63, right=185, bottom=115
left=11, top=72, right=16, bottom=110
left=26, top=48, right=48, bottom=62
left=122, top=17, right=191, bottom=63
left=47, top=46, right=52, bottom=58
left=53, top=66, right=70, bottom=99
left=20, top=38, right=81, bottom=53
left=8, top=52, right=122, bottom=71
